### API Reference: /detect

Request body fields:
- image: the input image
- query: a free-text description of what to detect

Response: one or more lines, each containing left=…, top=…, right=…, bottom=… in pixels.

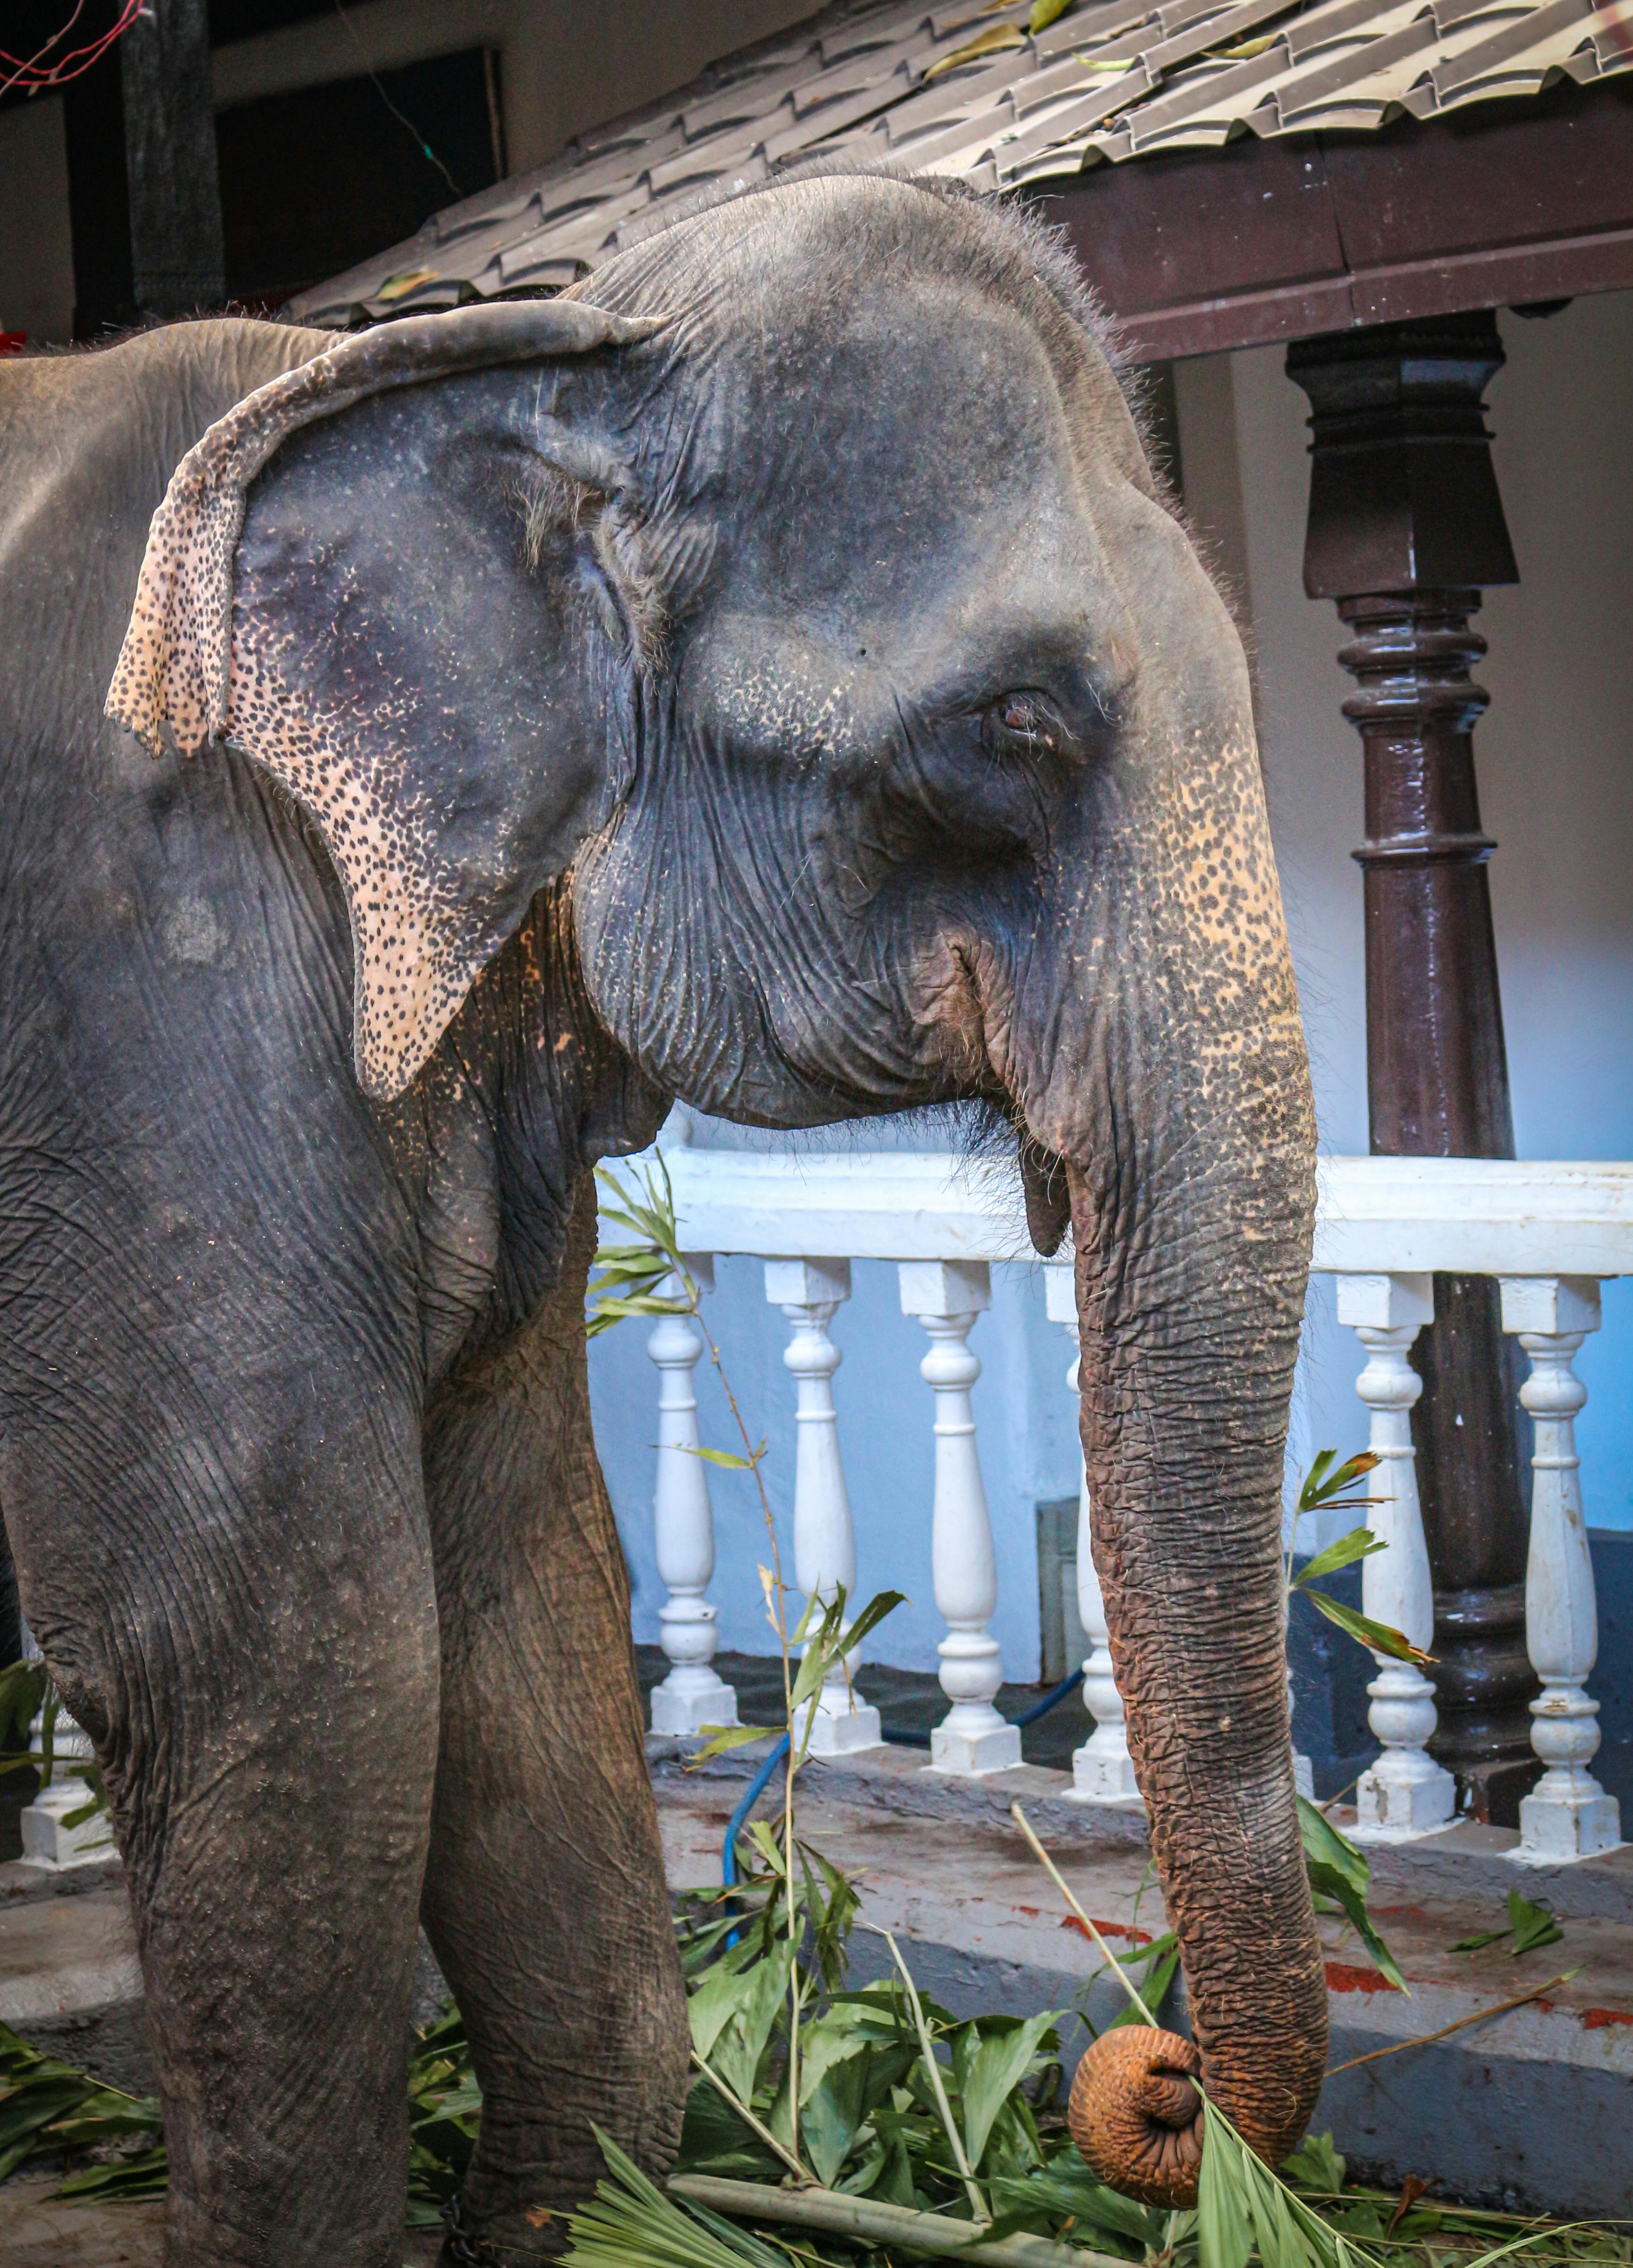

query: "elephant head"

left=109, top=171, right=1323, bottom=2199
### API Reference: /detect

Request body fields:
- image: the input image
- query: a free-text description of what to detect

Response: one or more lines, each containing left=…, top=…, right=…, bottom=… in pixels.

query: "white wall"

left=0, top=96, right=74, bottom=345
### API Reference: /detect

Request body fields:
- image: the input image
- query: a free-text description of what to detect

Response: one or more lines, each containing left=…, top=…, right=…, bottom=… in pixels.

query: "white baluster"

left=1044, top=1264, right=1141, bottom=1806
left=765, top=1259, right=882, bottom=1755
left=1337, top=1273, right=1457, bottom=1841
left=647, top=1257, right=739, bottom=1737
left=17, top=1632, right=106, bottom=1871
left=900, top=1260, right=1021, bottom=1776
left=1500, top=1275, right=1623, bottom=1863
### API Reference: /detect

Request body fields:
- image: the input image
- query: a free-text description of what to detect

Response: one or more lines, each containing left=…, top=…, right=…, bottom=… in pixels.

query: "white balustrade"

left=647, top=1258, right=739, bottom=1737
left=1043, top=1263, right=1141, bottom=1805
left=1500, top=1275, right=1623, bottom=1862
left=899, top=1259, right=1020, bottom=1776
left=765, top=1259, right=881, bottom=1755
left=620, top=1147, right=1633, bottom=1858
left=1336, top=1272, right=1457, bottom=1841
left=16, top=1633, right=105, bottom=1871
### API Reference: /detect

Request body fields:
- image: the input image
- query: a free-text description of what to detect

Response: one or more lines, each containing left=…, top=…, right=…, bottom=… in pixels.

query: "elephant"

left=0, top=168, right=1322, bottom=2264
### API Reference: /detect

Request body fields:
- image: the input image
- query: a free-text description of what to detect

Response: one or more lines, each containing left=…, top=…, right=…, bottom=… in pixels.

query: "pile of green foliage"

left=0, top=1708, right=1623, bottom=2266
left=1, top=1163, right=1625, bottom=2266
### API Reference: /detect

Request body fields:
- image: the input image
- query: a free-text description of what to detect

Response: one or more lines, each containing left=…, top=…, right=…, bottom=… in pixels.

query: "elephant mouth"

left=1018, top=1132, right=1071, bottom=1255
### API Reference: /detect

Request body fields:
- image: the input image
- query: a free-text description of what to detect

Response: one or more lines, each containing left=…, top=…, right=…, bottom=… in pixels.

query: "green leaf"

left=1297, top=1797, right=1407, bottom=1993
left=924, top=25, right=1025, bottom=78
left=567, top=2128, right=785, bottom=2268
left=1031, top=0, right=1074, bottom=28
left=55, top=2147, right=169, bottom=2200
left=962, top=2009, right=1058, bottom=2170
left=789, top=1640, right=833, bottom=1715
left=795, top=2005, right=875, bottom=2103
left=1198, top=2103, right=1255, bottom=2268
left=993, top=2146, right=1161, bottom=2247
left=688, top=1724, right=781, bottom=1765
left=683, top=1446, right=756, bottom=1472
left=1448, top=1925, right=1512, bottom=1953
left=685, top=1955, right=765, bottom=2066
left=1306, top=1861, right=1409, bottom=1994
left=841, top=1589, right=908, bottom=1654
left=802, top=2042, right=872, bottom=2188
left=1105, top=1945, right=1179, bottom=2029
left=1280, top=2131, right=1347, bottom=2192
left=1292, top=1528, right=1386, bottom=1587
left=1304, top=1589, right=1434, bottom=1667
left=698, top=1948, right=791, bottom=2107
left=1298, top=1450, right=1380, bottom=1515
left=802, top=1844, right=862, bottom=1992
left=0, top=1659, right=47, bottom=1752
left=1507, top=1889, right=1563, bottom=1957
left=744, top=1820, right=783, bottom=1874
left=1296, top=1795, right=1367, bottom=1895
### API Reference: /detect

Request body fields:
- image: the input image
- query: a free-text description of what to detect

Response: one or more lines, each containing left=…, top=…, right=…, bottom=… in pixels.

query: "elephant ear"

left=106, top=300, right=661, bottom=1101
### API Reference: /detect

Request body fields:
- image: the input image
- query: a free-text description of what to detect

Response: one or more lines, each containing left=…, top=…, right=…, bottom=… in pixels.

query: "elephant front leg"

left=420, top=1196, right=689, bottom=2260
left=3, top=1396, right=440, bottom=2268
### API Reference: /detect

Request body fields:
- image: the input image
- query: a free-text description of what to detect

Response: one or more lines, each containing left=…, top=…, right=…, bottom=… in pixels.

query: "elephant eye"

left=986, top=693, right=1061, bottom=758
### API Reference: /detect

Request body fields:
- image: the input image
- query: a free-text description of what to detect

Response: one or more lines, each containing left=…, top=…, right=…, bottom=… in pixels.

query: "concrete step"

left=0, top=1862, right=147, bottom=2095
left=653, top=1738, right=1633, bottom=2218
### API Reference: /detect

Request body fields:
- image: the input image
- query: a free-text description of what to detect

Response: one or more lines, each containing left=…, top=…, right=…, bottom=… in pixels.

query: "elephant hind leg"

left=419, top=1179, right=688, bottom=2258
left=3, top=1377, right=440, bottom=2268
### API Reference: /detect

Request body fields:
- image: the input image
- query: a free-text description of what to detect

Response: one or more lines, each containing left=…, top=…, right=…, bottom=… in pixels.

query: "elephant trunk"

left=1057, top=1114, right=1324, bottom=2203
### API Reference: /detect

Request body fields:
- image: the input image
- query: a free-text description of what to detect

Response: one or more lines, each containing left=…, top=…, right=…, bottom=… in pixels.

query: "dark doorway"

left=216, top=47, right=501, bottom=308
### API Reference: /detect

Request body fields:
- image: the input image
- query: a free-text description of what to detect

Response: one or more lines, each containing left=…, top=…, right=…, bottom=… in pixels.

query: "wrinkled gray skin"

left=0, top=173, right=1322, bottom=2265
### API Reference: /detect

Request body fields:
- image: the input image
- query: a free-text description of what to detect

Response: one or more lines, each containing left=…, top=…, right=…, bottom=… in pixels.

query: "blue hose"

left=722, top=1731, right=791, bottom=1889
left=1011, top=1665, right=1085, bottom=1727
left=717, top=1672, right=1086, bottom=1883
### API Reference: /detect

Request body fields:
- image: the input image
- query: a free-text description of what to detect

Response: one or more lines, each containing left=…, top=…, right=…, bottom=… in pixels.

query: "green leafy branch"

left=1297, top=1795, right=1406, bottom=1994
left=0, top=2022, right=163, bottom=2196
left=1287, top=1451, right=1435, bottom=1673
left=591, top=1152, right=912, bottom=2169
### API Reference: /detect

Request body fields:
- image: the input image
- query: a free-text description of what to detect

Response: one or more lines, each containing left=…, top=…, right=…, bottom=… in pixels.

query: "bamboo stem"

left=668, top=2173, right=1130, bottom=2268
left=872, top=1922, right=988, bottom=2224
left=688, top=2052, right=812, bottom=2187
left=1324, top=1973, right=1577, bottom=2076
left=1009, top=1803, right=1158, bottom=2027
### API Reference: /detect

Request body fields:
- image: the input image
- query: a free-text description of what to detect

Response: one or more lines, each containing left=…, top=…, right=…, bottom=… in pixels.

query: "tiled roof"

left=287, top=0, right=1633, bottom=326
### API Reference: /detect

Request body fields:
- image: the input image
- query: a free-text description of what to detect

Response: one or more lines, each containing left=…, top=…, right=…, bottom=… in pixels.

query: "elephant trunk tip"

left=1067, top=2026, right=1205, bottom=2208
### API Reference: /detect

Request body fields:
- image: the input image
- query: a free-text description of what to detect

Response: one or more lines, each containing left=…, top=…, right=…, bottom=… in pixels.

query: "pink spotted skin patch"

left=104, top=300, right=656, bottom=1099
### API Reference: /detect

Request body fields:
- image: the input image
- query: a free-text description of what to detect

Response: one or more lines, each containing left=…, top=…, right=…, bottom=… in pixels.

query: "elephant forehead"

left=696, top=284, right=1086, bottom=599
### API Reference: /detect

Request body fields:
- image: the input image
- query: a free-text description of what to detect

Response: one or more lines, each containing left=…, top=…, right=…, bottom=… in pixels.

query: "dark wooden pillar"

left=1289, top=312, right=1539, bottom=1825
left=63, top=0, right=223, bottom=337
